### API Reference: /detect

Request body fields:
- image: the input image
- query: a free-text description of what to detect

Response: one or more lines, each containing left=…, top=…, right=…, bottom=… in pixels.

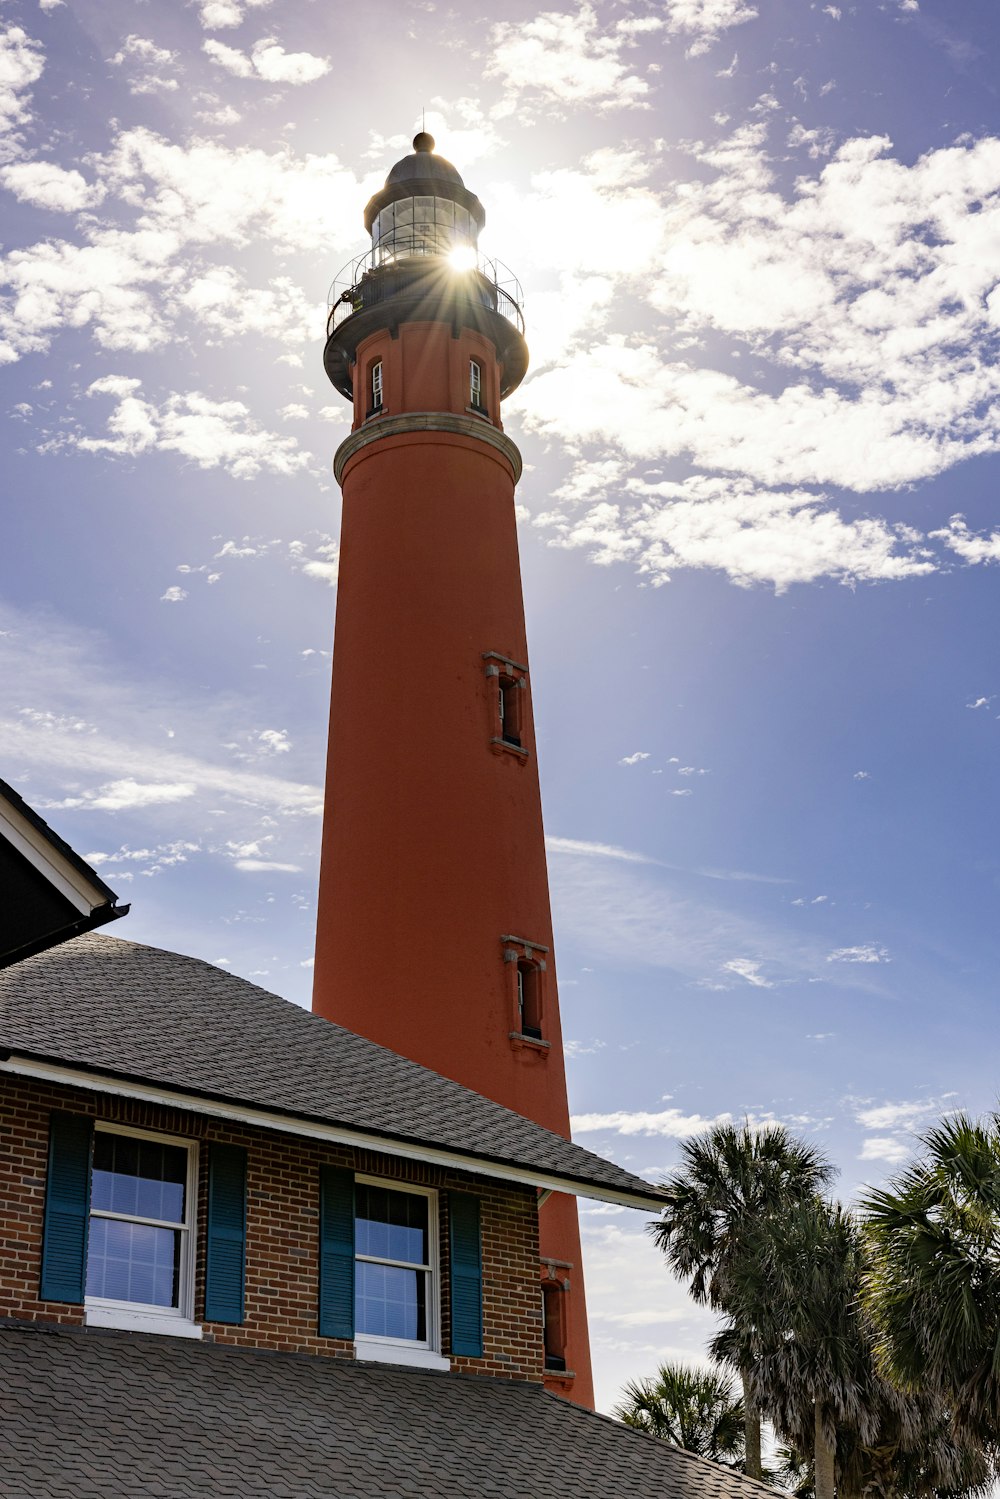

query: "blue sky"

left=2, top=0, right=999, bottom=1412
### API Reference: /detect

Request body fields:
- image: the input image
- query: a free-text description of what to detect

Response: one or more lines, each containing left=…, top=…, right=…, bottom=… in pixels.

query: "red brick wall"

left=0, top=1076, right=542, bottom=1383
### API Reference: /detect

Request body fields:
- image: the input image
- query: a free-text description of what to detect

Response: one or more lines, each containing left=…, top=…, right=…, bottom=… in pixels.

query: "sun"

left=447, top=245, right=477, bottom=271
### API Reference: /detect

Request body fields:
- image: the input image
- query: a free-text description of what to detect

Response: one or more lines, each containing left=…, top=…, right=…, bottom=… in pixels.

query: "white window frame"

left=84, top=1122, right=202, bottom=1340
left=470, top=358, right=482, bottom=408
left=353, top=1175, right=448, bottom=1372
left=371, top=360, right=384, bottom=410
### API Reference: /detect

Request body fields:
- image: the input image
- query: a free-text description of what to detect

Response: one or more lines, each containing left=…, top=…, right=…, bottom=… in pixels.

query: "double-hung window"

left=319, top=1171, right=481, bottom=1371
left=470, top=358, right=483, bottom=410
left=85, top=1124, right=199, bottom=1336
left=354, top=1179, right=436, bottom=1352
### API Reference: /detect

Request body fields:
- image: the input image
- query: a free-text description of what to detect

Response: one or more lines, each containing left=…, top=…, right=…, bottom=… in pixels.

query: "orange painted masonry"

left=314, top=148, right=595, bottom=1404
left=0, top=1077, right=543, bottom=1383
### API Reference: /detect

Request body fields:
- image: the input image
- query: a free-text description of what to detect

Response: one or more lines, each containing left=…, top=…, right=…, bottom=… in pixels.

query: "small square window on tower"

left=502, top=934, right=550, bottom=1050
left=482, top=652, right=529, bottom=759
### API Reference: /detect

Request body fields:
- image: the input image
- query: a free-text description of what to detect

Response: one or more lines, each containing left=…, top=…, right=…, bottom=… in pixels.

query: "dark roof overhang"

left=0, top=779, right=128, bottom=972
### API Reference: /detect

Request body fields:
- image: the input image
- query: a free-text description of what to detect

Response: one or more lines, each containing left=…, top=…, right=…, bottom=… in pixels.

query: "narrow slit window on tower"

left=470, top=359, right=483, bottom=410
left=503, top=935, right=548, bottom=1047
left=517, top=961, right=542, bottom=1040
left=369, top=360, right=383, bottom=416
left=542, top=1282, right=568, bottom=1372
left=498, top=676, right=521, bottom=747
left=483, top=652, right=529, bottom=759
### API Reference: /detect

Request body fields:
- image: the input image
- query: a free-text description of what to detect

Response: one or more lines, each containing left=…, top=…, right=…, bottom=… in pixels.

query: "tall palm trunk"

left=741, top=1366, right=762, bottom=1480
left=814, top=1403, right=836, bottom=1499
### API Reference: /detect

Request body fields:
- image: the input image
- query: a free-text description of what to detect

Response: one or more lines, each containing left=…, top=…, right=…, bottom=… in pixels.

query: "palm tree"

left=862, top=1112, right=1000, bottom=1463
left=649, top=1121, right=835, bottom=1478
left=722, top=1196, right=989, bottom=1499
left=614, top=1361, right=745, bottom=1467
left=709, top=1199, right=861, bottom=1498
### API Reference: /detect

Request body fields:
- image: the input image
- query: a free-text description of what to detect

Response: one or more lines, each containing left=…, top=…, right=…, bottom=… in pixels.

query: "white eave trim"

left=0, top=801, right=110, bottom=916
left=0, top=1054, right=662, bottom=1214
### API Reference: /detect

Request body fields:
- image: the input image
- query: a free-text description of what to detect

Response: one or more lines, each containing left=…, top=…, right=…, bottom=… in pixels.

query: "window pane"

left=413, top=196, right=434, bottom=225
left=435, top=199, right=454, bottom=228
left=86, top=1217, right=181, bottom=1308
left=394, top=198, right=413, bottom=228
left=356, top=1261, right=426, bottom=1341
left=92, top=1134, right=187, bottom=1223
left=355, top=1185, right=428, bottom=1265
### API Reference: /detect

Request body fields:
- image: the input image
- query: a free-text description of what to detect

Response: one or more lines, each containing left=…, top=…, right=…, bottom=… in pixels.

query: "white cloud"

left=530, top=468, right=936, bottom=594
left=45, top=778, right=197, bottom=812
left=619, top=750, right=650, bottom=765
left=0, top=128, right=361, bottom=364
left=722, top=957, right=773, bottom=988
left=855, top=1094, right=956, bottom=1131
left=160, top=585, right=187, bottom=603
left=202, top=36, right=330, bottom=84
left=257, top=728, right=291, bottom=755
left=195, top=104, right=242, bottom=126
left=110, top=35, right=176, bottom=68
left=859, top=1136, right=911, bottom=1164
left=1, top=160, right=102, bottom=212
left=195, top=0, right=272, bottom=28
left=661, top=0, right=758, bottom=57
left=72, top=376, right=314, bottom=480
left=108, top=34, right=180, bottom=95
left=930, top=514, right=1000, bottom=566
left=854, top=770, right=871, bottom=779
left=571, top=1106, right=730, bottom=1137
left=0, top=25, right=45, bottom=155
left=233, top=857, right=302, bottom=873
left=0, top=605, right=326, bottom=834
left=487, top=5, right=655, bottom=115
left=967, top=696, right=993, bottom=709
left=177, top=266, right=320, bottom=346
left=509, top=126, right=1000, bottom=589
left=545, top=835, right=656, bottom=865
left=827, top=944, right=890, bottom=964
left=84, top=839, right=199, bottom=876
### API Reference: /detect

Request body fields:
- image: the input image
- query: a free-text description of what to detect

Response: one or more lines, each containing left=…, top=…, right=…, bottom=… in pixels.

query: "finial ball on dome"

left=412, top=131, right=435, bottom=153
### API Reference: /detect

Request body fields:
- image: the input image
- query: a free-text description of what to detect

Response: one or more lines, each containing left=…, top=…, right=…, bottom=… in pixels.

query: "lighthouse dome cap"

left=385, top=132, right=465, bottom=187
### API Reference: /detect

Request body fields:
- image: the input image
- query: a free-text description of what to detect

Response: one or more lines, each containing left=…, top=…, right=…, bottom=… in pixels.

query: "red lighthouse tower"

left=313, top=133, right=594, bottom=1408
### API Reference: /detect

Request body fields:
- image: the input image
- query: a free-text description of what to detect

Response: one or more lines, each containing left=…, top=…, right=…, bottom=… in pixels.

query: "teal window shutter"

left=205, top=1143, right=247, bottom=1324
left=449, top=1192, right=483, bottom=1357
left=40, top=1112, right=93, bottom=1303
left=319, top=1166, right=355, bottom=1339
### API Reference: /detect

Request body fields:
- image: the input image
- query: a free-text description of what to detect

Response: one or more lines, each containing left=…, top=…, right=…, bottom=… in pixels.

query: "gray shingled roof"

left=0, top=932, right=661, bottom=1207
left=0, top=1321, right=771, bottom=1499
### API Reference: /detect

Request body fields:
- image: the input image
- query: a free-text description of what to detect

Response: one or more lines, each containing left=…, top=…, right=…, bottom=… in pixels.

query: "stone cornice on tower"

left=333, top=412, right=522, bottom=486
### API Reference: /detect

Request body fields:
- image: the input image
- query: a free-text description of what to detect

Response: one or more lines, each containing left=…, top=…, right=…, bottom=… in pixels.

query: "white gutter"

left=0, top=1054, right=662, bottom=1215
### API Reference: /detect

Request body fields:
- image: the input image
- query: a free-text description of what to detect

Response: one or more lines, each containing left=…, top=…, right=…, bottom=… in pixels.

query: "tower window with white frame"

left=370, top=360, right=384, bottom=414
left=470, top=358, right=483, bottom=410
